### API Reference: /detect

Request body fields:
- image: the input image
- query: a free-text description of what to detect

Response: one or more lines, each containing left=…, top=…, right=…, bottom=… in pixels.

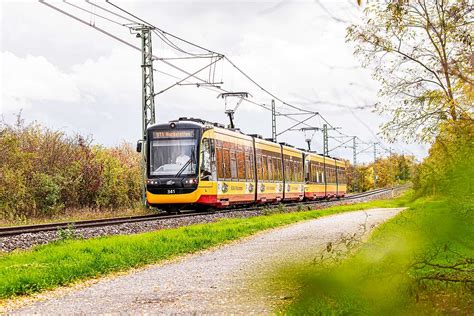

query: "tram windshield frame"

left=148, top=129, right=200, bottom=178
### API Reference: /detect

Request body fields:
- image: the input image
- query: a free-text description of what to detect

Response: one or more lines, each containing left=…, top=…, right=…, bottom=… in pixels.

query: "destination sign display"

left=152, top=130, right=195, bottom=139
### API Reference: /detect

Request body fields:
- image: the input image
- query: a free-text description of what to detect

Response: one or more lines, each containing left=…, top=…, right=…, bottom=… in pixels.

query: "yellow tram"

left=142, top=118, right=347, bottom=211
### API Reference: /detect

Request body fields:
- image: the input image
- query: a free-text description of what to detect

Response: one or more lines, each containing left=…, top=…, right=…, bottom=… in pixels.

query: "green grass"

left=267, top=194, right=473, bottom=315
left=0, top=194, right=407, bottom=300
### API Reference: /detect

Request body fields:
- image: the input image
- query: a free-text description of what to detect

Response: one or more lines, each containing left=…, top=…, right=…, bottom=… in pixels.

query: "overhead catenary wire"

left=106, top=0, right=219, bottom=56
left=63, top=0, right=125, bottom=26
left=39, top=0, right=403, bottom=160
left=85, top=0, right=137, bottom=24
left=46, top=1, right=347, bottom=138
left=107, top=1, right=320, bottom=117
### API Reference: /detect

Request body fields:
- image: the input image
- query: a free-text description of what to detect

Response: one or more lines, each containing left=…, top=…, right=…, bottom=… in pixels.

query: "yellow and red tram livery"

left=144, top=118, right=347, bottom=211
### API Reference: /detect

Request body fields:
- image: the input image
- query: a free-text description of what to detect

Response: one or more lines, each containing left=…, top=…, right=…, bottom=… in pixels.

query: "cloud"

left=1, top=51, right=80, bottom=112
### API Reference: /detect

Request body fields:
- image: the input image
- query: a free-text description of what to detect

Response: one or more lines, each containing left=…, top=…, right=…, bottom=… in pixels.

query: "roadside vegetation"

left=0, top=195, right=406, bottom=300
left=265, top=1, right=473, bottom=314
left=270, top=190, right=472, bottom=314
left=0, top=115, right=142, bottom=224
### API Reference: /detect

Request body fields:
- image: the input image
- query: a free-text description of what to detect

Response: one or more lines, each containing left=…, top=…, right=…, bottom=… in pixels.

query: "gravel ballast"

left=0, top=189, right=401, bottom=252
left=8, top=207, right=405, bottom=314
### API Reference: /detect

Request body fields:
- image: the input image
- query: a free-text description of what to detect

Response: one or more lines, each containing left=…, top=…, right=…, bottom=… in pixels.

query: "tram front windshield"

left=149, top=130, right=198, bottom=177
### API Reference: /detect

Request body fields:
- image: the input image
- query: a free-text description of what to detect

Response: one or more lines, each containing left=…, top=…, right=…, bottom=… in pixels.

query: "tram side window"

left=314, top=162, right=318, bottom=183
left=278, top=158, right=283, bottom=181
left=316, top=163, right=320, bottom=183
left=245, top=153, right=254, bottom=181
left=249, top=152, right=255, bottom=180
left=287, top=160, right=292, bottom=182
left=312, top=163, right=316, bottom=183
left=223, top=149, right=231, bottom=180
left=290, top=160, right=294, bottom=182
left=230, top=151, right=237, bottom=180
left=321, top=164, right=325, bottom=183
left=216, top=147, right=224, bottom=180
left=273, top=158, right=281, bottom=181
left=284, top=159, right=290, bottom=182
left=293, top=161, right=298, bottom=182
left=290, top=160, right=295, bottom=182
left=305, top=160, right=309, bottom=182
left=269, top=156, right=274, bottom=181
left=262, top=156, right=268, bottom=181
left=237, top=150, right=245, bottom=181
left=297, top=161, right=303, bottom=182
left=292, top=161, right=297, bottom=182
left=256, top=155, right=263, bottom=179
left=200, top=138, right=215, bottom=181
left=244, top=153, right=250, bottom=180
left=288, top=160, right=293, bottom=182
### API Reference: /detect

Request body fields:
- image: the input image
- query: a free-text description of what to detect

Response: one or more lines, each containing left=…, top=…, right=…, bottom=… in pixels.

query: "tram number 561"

left=167, top=189, right=176, bottom=194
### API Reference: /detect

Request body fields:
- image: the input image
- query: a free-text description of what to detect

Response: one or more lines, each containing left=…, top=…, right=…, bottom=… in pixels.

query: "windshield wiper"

left=174, top=149, right=196, bottom=178
left=174, top=159, right=191, bottom=178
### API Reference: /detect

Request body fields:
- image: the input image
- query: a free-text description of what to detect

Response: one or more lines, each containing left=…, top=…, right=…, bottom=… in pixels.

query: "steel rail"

left=0, top=188, right=396, bottom=238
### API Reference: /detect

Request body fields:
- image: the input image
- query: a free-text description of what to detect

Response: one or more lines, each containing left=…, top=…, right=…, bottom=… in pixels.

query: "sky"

left=0, top=0, right=428, bottom=163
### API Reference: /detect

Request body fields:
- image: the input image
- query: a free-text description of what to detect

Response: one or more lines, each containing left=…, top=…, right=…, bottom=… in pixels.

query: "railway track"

left=0, top=188, right=395, bottom=238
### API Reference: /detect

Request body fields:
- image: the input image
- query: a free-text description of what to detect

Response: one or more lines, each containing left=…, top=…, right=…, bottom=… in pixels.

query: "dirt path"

left=9, top=208, right=404, bottom=314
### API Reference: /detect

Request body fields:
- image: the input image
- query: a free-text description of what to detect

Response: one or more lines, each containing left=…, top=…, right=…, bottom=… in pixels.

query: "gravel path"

left=8, top=207, right=404, bottom=315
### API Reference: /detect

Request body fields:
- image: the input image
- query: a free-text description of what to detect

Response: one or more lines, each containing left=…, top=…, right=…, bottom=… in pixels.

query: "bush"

left=0, top=116, right=142, bottom=220
left=30, top=172, right=62, bottom=215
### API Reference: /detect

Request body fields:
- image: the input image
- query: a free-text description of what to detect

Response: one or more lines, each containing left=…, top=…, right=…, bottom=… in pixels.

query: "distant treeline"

left=0, top=116, right=141, bottom=221
left=346, top=154, right=415, bottom=192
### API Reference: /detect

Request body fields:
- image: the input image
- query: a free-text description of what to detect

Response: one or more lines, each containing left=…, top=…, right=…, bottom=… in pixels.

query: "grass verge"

left=267, top=195, right=473, bottom=315
left=0, top=194, right=408, bottom=300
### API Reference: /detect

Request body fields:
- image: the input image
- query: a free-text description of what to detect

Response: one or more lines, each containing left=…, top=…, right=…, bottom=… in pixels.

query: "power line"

left=40, top=0, right=402, bottom=159
left=85, top=0, right=137, bottom=24
left=106, top=0, right=219, bottom=55
left=63, top=0, right=125, bottom=26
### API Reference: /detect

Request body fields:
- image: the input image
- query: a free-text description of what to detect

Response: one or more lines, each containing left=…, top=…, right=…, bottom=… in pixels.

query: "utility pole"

left=132, top=24, right=156, bottom=205
left=373, top=142, right=377, bottom=189
left=323, top=124, right=329, bottom=156
left=353, top=136, right=358, bottom=192
left=271, top=99, right=277, bottom=142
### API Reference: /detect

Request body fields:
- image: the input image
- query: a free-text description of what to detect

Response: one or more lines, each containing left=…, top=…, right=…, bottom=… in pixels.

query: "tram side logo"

left=222, top=182, right=229, bottom=193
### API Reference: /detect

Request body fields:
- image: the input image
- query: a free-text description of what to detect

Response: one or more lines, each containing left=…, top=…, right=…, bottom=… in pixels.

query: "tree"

left=347, top=0, right=473, bottom=143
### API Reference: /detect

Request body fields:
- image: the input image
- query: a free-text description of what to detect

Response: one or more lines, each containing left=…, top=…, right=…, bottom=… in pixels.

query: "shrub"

left=0, top=116, right=142, bottom=220
left=30, top=172, right=62, bottom=215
